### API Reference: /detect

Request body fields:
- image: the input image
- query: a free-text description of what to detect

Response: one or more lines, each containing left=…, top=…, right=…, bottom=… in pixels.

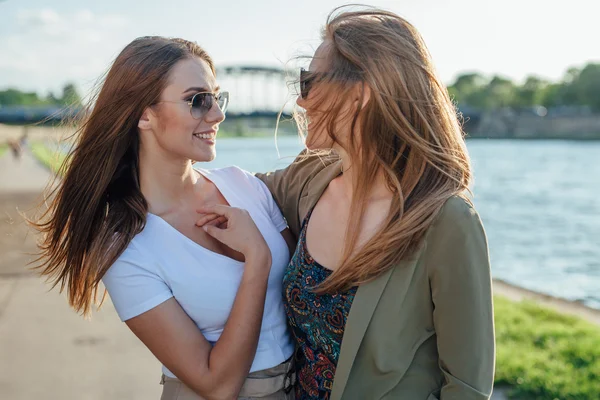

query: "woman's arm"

left=254, top=150, right=309, bottom=219
left=255, top=149, right=340, bottom=237
left=126, top=252, right=270, bottom=400
left=125, top=206, right=272, bottom=400
left=426, top=197, right=495, bottom=399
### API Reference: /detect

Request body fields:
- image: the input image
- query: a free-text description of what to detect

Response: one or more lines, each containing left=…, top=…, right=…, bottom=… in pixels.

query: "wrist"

left=245, top=247, right=271, bottom=268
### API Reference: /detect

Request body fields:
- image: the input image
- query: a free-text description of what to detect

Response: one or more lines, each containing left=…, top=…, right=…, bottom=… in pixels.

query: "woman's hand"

left=195, top=211, right=227, bottom=229
left=196, top=205, right=271, bottom=264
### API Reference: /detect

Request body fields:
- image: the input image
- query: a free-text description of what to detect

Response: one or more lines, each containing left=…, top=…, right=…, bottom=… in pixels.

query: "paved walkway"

left=0, top=151, right=160, bottom=399
left=0, top=148, right=52, bottom=192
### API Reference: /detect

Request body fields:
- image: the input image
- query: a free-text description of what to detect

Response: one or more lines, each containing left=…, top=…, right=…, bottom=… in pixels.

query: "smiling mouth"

left=193, top=133, right=215, bottom=139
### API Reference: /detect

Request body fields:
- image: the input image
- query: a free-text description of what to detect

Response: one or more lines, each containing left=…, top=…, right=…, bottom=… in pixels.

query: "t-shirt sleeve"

left=240, top=168, right=288, bottom=232
left=102, top=246, right=173, bottom=322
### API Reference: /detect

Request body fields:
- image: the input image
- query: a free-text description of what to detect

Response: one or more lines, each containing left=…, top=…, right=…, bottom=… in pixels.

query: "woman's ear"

left=355, top=82, right=371, bottom=110
left=138, top=107, right=154, bottom=131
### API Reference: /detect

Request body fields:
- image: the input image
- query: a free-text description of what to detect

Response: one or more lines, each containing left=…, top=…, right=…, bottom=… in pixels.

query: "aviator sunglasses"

left=158, top=91, right=230, bottom=119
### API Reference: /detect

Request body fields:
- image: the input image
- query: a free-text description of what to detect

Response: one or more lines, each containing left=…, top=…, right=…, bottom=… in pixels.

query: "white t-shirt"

left=102, top=166, right=294, bottom=378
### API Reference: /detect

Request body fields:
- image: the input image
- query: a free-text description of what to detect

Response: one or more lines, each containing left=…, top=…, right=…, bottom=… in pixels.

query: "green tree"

left=515, top=76, right=548, bottom=107
left=447, top=62, right=600, bottom=111
left=45, top=92, right=60, bottom=104
left=0, top=89, right=45, bottom=106
left=484, top=76, right=517, bottom=108
left=60, top=83, right=82, bottom=106
left=539, top=83, right=564, bottom=108
left=559, top=67, right=582, bottom=106
left=447, top=73, right=487, bottom=106
left=572, top=63, right=600, bottom=111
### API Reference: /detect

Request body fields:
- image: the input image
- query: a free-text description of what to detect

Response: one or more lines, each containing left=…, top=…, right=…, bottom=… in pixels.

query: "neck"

left=336, top=147, right=392, bottom=202
left=138, top=146, right=199, bottom=215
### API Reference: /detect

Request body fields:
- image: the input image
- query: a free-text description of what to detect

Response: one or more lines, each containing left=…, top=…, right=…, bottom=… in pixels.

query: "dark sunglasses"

left=158, top=91, right=229, bottom=119
left=300, top=68, right=317, bottom=99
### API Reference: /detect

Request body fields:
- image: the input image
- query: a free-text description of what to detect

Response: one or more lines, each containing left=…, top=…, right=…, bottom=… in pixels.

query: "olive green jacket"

left=256, top=153, right=495, bottom=400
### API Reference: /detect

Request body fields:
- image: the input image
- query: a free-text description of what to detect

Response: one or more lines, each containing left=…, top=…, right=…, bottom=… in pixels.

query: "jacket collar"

left=330, top=267, right=395, bottom=400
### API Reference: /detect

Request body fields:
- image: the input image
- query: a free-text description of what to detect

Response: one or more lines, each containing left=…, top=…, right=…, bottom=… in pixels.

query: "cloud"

left=17, top=8, right=61, bottom=25
left=0, top=8, right=131, bottom=94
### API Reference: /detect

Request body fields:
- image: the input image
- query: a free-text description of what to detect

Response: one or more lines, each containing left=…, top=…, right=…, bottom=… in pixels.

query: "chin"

left=190, top=149, right=216, bottom=163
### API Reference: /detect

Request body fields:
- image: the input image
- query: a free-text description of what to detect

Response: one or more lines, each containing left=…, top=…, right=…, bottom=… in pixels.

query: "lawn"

left=30, top=141, right=66, bottom=173
left=494, top=295, right=600, bottom=399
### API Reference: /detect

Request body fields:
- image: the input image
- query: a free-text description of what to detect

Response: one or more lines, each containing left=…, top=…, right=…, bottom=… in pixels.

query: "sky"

left=0, top=0, right=598, bottom=98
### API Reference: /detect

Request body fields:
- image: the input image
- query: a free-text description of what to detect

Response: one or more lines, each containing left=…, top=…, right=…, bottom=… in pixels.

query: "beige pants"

left=160, top=359, right=294, bottom=400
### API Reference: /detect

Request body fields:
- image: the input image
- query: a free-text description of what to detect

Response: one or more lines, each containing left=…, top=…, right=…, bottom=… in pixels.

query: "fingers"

left=195, top=213, right=227, bottom=227
left=202, top=223, right=225, bottom=242
left=197, top=204, right=232, bottom=217
left=212, top=216, right=228, bottom=228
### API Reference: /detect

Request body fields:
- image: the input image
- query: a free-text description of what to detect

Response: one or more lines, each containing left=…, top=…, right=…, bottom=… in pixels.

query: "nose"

left=205, top=101, right=226, bottom=124
left=296, top=95, right=306, bottom=109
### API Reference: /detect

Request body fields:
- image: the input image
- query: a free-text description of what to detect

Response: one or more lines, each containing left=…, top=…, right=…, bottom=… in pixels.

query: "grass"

left=30, top=141, right=66, bottom=174
left=494, top=295, right=600, bottom=399
left=0, top=143, right=7, bottom=158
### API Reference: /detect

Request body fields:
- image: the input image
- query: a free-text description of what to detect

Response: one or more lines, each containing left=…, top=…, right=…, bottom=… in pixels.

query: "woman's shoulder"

left=255, top=150, right=342, bottom=201
left=417, top=194, right=486, bottom=257
left=109, top=219, right=163, bottom=267
left=199, top=165, right=267, bottom=193
left=195, top=165, right=247, bottom=180
left=280, top=150, right=341, bottom=184
left=431, top=194, right=481, bottom=233
left=103, top=236, right=150, bottom=279
left=420, top=194, right=488, bottom=265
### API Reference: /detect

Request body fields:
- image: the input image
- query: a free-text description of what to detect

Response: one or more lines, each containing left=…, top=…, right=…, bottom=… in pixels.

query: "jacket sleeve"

left=425, top=197, right=495, bottom=400
left=255, top=150, right=337, bottom=237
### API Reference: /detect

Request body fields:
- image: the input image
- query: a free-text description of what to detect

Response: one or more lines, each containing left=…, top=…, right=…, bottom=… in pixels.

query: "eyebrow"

left=182, top=86, right=220, bottom=94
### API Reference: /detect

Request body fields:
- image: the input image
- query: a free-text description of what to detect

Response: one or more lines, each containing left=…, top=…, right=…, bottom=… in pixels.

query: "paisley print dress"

left=283, top=209, right=357, bottom=399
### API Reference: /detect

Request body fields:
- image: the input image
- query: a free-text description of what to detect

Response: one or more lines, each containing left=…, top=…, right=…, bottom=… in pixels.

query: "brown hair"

left=32, top=37, right=214, bottom=316
left=300, top=6, right=472, bottom=293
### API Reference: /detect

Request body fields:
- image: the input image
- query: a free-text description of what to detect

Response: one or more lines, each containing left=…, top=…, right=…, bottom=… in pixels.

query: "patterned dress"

left=283, top=209, right=358, bottom=400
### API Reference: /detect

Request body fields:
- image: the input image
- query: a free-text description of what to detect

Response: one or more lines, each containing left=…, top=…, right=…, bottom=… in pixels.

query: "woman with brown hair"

left=33, top=36, right=295, bottom=399
left=254, top=6, right=495, bottom=400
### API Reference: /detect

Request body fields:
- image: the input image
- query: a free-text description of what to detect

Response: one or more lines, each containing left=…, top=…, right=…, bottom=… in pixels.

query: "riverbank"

left=4, top=120, right=600, bottom=142
left=494, top=279, right=600, bottom=325
left=460, top=107, right=600, bottom=140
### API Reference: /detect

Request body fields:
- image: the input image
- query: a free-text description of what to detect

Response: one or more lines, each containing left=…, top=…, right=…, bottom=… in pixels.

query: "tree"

left=446, top=63, right=600, bottom=111
left=569, top=64, right=600, bottom=111
left=60, top=83, right=82, bottom=106
left=0, top=89, right=46, bottom=106
left=447, top=73, right=487, bottom=106
left=515, top=76, right=548, bottom=107
left=484, top=76, right=517, bottom=108
left=45, top=92, right=60, bottom=104
left=539, top=83, right=564, bottom=108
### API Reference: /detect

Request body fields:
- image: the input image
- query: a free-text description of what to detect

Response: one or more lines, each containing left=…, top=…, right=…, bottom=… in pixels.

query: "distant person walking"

left=7, top=138, right=22, bottom=160
left=4, top=126, right=29, bottom=161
